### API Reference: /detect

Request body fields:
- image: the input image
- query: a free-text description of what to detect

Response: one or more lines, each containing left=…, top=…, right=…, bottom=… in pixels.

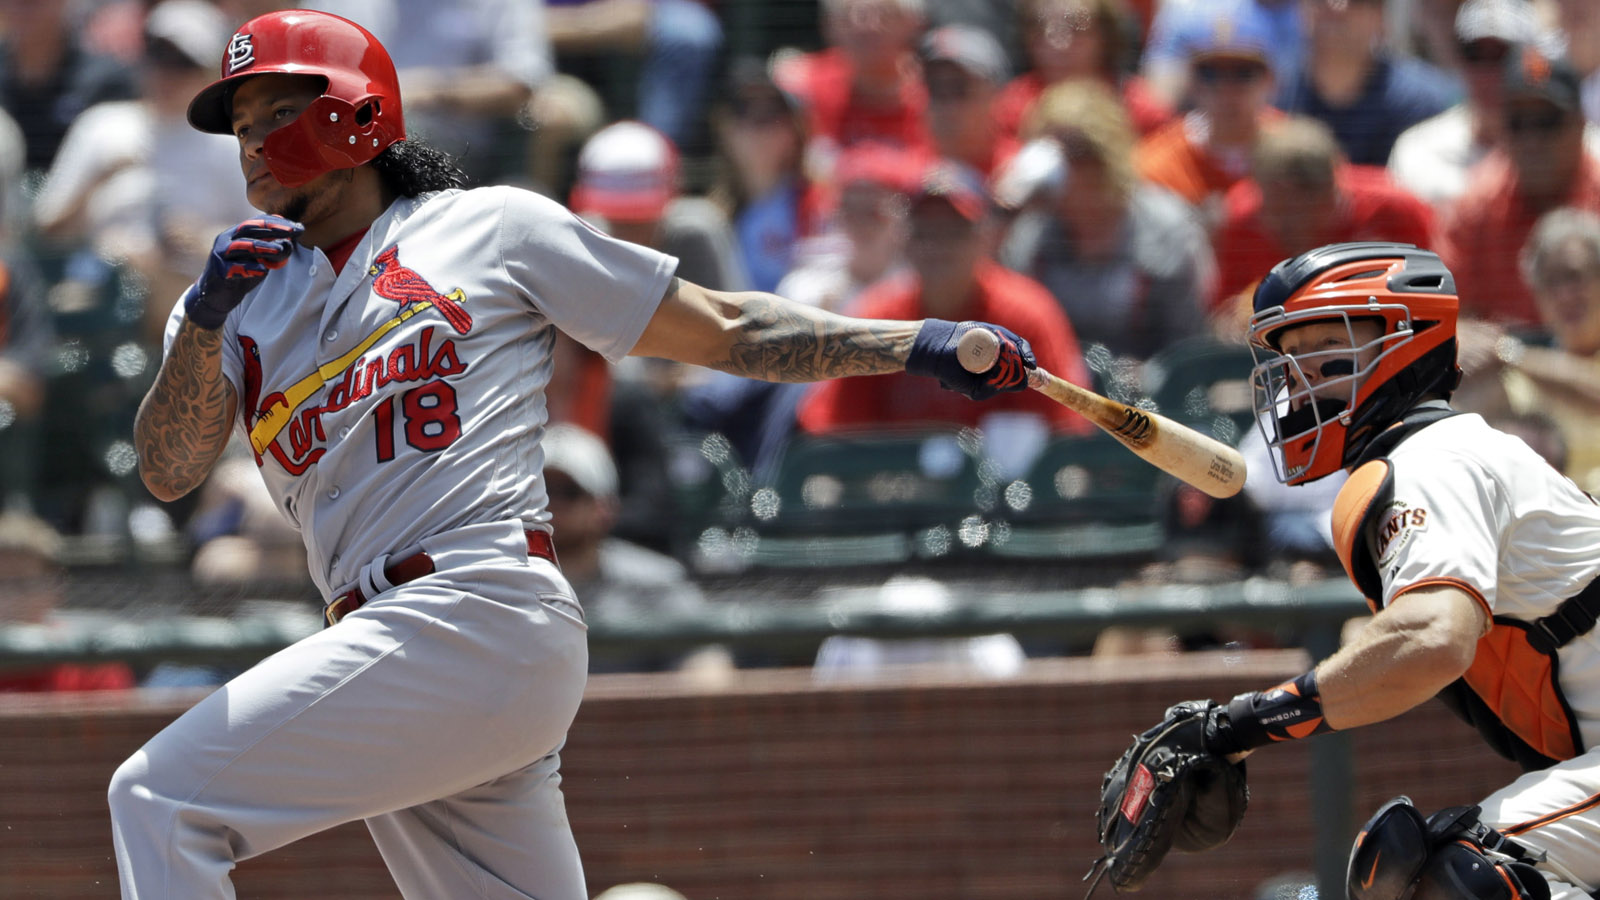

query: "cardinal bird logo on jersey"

left=369, top=246, right=473, bottom=334
left=237, top=245, right=476, bottom=473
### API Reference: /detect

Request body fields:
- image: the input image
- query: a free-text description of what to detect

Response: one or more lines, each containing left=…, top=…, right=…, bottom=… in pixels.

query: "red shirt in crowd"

left=1214, top=165, right=1437, bottom=312
left=1441, top=152, right=1600, bottom=328
left=0, top=663, right=134, bottom=692
left=993, top=72, right=1172, bottom=141
left=797, top=261, right=1093, bottom=435
left=967, top=132, right=1023, bottom=180
left=776, top=48, right=932, bottom=154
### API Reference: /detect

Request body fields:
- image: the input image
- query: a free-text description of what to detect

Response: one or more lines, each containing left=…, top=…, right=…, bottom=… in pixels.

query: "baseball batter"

left=1097, top=242, right=1600, bottom=900
left=106, top=11, right=1036, bottom=899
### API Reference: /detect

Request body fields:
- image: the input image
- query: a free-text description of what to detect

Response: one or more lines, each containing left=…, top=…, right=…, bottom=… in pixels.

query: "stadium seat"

left=987, top=432, right=1164, bottom=561
left=1140, top=337, right=1258, bottom=446
left=726, top=428, right=991, bottom=569
left=29, top=248, right=159, bottom=534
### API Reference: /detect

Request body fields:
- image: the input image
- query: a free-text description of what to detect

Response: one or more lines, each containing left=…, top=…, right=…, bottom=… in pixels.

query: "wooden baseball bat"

left=957, top=328, right=1247, bottom=499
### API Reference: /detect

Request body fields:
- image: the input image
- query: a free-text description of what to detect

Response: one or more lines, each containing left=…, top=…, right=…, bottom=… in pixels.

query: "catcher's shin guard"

left=1348, top=797, right=1550, bottom=900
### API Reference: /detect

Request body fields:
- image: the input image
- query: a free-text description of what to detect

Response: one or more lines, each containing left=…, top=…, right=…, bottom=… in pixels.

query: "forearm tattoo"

left=716, top=293, right=916, bottom=382
left=135, top=320, right=234, bottom=498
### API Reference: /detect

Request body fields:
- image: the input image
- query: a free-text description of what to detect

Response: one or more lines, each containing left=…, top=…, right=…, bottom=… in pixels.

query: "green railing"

left=1, top=575, right=1367, bottom=667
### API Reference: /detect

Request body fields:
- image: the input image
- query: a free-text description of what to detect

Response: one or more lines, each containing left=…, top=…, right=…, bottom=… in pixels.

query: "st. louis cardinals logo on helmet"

left=226, top=32, right=255, bottom=74
left=1247, top=242, right=1460, bottom=485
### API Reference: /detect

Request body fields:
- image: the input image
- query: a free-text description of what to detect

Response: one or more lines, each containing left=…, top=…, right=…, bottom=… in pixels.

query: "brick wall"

left=0, top=651, right=1518, bottom=899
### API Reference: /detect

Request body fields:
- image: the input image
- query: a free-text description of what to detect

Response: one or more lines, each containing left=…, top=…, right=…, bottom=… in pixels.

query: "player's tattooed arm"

left=718, top=294, right=920, bottom=381
left=633, top=277, right=921, bottom=381
left=134, top=319, right=239, bottom=501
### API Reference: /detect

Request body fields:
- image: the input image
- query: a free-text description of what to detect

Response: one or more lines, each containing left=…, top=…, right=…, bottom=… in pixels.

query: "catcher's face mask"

left=1249, top=308, right=1409, bottom=485
left=1247, top=244, right=1462, bottom=485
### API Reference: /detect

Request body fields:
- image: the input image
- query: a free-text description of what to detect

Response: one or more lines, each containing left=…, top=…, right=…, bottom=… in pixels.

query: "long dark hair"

left=371, top=138, right=468, bottom=197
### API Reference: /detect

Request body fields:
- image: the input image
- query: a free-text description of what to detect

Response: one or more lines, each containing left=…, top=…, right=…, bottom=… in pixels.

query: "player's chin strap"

left=1349, top=796, right=1550, bottom=900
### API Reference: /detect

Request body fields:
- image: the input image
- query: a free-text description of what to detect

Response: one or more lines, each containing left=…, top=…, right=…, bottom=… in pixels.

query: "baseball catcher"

left=1089, top=239, right=1600, bottom=900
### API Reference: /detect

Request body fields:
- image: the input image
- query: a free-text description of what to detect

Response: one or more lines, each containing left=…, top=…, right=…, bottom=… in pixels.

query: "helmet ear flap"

left=262, top=94, right=391, bottom=187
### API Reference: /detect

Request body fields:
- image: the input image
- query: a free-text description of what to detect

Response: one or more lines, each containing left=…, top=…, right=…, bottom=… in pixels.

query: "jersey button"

left=338, top=426, right=351, bottom=439
left=330, top=554, right=340, bottom=568
left=324, top=329, right=338, bottom=342
left=328, top=486, right=341, bottom=499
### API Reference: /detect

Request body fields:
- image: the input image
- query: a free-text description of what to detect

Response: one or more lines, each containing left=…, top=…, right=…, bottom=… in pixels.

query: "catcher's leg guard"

left=1348, top=797, right=1551, bottom=900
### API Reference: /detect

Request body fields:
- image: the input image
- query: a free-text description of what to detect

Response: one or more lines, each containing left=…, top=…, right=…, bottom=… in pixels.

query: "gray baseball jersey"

left=162, top=185, right=676, bottom=598
left=117, top=186, right=677, bottom=900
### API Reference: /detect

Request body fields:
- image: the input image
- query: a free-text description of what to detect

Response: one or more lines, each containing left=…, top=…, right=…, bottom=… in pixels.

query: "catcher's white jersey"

left=1365, top=413, right=1600, bottom=750
left=162, top=186, right=676, bottom=598
left=1360, top=412, right=1600, bottom=897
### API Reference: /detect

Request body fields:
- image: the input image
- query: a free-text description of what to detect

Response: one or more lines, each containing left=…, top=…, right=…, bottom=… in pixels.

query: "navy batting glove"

left=905, top=319, right=1035, bottom=401
left=185, top=215, right=304, bottom=329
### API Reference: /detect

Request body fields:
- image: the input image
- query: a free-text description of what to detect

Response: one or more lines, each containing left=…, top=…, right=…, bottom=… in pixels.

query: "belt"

left=324, top=529, right=558, bottom=627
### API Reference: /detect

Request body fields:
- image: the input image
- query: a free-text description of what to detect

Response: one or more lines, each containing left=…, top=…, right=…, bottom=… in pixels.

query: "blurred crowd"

left=4, top=0, right=1600, bottom=681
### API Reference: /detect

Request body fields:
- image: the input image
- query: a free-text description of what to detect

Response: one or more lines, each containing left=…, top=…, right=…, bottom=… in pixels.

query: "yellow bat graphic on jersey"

left=247, top=291, right=462, bottom=455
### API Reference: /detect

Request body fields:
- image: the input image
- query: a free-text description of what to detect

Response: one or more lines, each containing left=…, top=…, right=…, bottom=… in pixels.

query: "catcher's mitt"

left=1085, top=700, right=1249, bottom=896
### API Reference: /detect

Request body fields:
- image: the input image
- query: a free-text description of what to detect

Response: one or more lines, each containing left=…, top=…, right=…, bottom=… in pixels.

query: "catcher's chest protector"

left=1332, top=442, right=1589, bottom=768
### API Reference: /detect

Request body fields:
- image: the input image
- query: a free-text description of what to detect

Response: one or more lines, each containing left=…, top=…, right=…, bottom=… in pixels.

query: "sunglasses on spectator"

left=1459, top=40, right=1510, bottom=67
left=1537, top=262, right=1600, bottom=291
left=1193, top=61, right=1267, bottom=85
left=839, top=192, right=905, bottom=221
left=927, top=73, right=977, bottom=102
left=1506, top=107, right=1570, bottom=135
left=731, top=99, right=791, bottom=126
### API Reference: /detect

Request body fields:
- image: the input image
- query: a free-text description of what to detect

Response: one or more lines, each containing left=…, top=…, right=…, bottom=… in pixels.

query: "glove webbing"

left=1083, top=721, right=1196, bottom=898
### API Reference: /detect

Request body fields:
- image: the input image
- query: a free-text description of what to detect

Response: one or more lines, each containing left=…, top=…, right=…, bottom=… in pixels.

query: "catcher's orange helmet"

left=1247, top=242, right=1460, bottom=485
left=186, top=9, right=405, bottom=188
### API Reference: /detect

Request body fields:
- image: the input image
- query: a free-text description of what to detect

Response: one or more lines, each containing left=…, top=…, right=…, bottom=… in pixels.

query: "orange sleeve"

left=1391, top=577, right=1491, bottom=619
left=1134, top=125, right=1203, bottom=207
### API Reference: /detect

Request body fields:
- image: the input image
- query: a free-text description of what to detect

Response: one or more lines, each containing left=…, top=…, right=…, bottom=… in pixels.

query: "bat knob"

left=957, top=327, right=1001, bottom=373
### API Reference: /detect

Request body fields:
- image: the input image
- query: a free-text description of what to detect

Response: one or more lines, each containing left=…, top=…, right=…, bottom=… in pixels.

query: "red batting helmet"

left=186, top=9, right=405, bottom=188
left=1247, top=242, right=1460, bottom=485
